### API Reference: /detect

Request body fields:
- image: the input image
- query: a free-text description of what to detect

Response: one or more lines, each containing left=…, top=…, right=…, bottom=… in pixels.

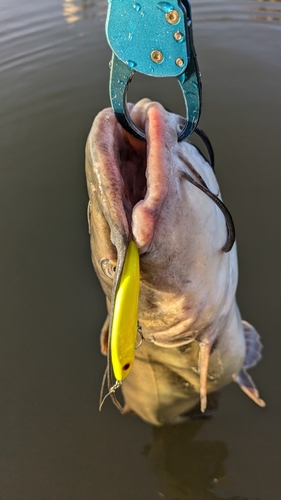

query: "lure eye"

left=101, top=259, right=116, bottom=279
left=122, top=363, right=130, bottom=371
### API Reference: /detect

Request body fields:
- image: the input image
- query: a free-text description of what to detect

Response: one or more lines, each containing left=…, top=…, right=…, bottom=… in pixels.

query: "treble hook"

left=99, top=369, right=122, bottom=411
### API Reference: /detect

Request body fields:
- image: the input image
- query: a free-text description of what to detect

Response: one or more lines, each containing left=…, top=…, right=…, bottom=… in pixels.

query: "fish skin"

left=85, top=99, right=265, bottom=425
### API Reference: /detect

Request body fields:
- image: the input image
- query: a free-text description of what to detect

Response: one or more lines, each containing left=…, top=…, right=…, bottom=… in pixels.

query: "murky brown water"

left=1, top=0, right=281, bottom=498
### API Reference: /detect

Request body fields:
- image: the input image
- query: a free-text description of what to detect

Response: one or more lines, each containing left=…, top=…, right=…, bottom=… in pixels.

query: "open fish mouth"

left=86, top=98, right=179, bottom=254
left=86, top=98, right=235, bottom=255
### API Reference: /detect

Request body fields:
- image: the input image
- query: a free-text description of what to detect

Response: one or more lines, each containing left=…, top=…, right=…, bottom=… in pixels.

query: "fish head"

left=85, top=98, right=228, bottom=300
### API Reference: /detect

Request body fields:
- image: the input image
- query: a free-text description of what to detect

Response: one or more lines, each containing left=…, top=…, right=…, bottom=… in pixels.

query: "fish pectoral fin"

left=242, top=320, right=263, bottom=369
left=198, top=340, right=212, bottom=413
left=233, top=320, right=266, bottom=407
left=233, top=369, right=266, bottom=407
left=100, top=314, right=109, bottom=356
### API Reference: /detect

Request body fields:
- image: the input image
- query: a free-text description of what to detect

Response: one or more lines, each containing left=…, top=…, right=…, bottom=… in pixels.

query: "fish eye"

left=101, top=259, right=116, bottom=279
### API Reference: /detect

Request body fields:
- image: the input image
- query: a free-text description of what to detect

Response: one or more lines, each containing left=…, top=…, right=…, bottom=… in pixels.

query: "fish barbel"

left=85, top=99, right=265, bottom=426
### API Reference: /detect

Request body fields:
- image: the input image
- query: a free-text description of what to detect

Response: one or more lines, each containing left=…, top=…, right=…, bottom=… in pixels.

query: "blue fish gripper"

left=106, top=0, right=202, bottom=142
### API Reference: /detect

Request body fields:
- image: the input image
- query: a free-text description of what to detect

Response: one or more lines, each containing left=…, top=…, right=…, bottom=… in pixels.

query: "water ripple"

left=0, top=4, right=68, bottom=72
left=192, top=0, right=281, bottom=24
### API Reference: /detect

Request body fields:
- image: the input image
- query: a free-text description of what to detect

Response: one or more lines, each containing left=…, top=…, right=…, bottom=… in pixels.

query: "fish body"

left=85, top=99, right=265, bottom=426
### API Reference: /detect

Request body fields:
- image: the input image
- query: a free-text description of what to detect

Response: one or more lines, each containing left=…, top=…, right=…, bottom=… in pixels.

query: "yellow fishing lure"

left=110, top=241, right=140, bottom=382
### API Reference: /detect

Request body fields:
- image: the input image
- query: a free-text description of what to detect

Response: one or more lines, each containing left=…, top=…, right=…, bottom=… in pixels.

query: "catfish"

left=85, top=99, right=265, bottom=426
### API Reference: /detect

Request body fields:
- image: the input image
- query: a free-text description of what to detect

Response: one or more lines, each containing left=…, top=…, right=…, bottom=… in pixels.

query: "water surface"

left=1, top=0, right=281, bottom=498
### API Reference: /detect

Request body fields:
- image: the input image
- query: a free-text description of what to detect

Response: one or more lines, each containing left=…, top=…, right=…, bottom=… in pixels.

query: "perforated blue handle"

left=106, top=0, right=189, bottom=77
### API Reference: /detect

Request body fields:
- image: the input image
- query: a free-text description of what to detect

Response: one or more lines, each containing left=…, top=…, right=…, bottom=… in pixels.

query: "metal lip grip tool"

left=106, top=0, right=202, bottom=142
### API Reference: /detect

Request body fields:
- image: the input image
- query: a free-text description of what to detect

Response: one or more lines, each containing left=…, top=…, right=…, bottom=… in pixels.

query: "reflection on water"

left=145, top=420, right=257, bottom=500
left=251, top=0, right=281, bottom=22
left=252, top=0, right=281, bottom=21
left=62, top=0, right=106, bottom=23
